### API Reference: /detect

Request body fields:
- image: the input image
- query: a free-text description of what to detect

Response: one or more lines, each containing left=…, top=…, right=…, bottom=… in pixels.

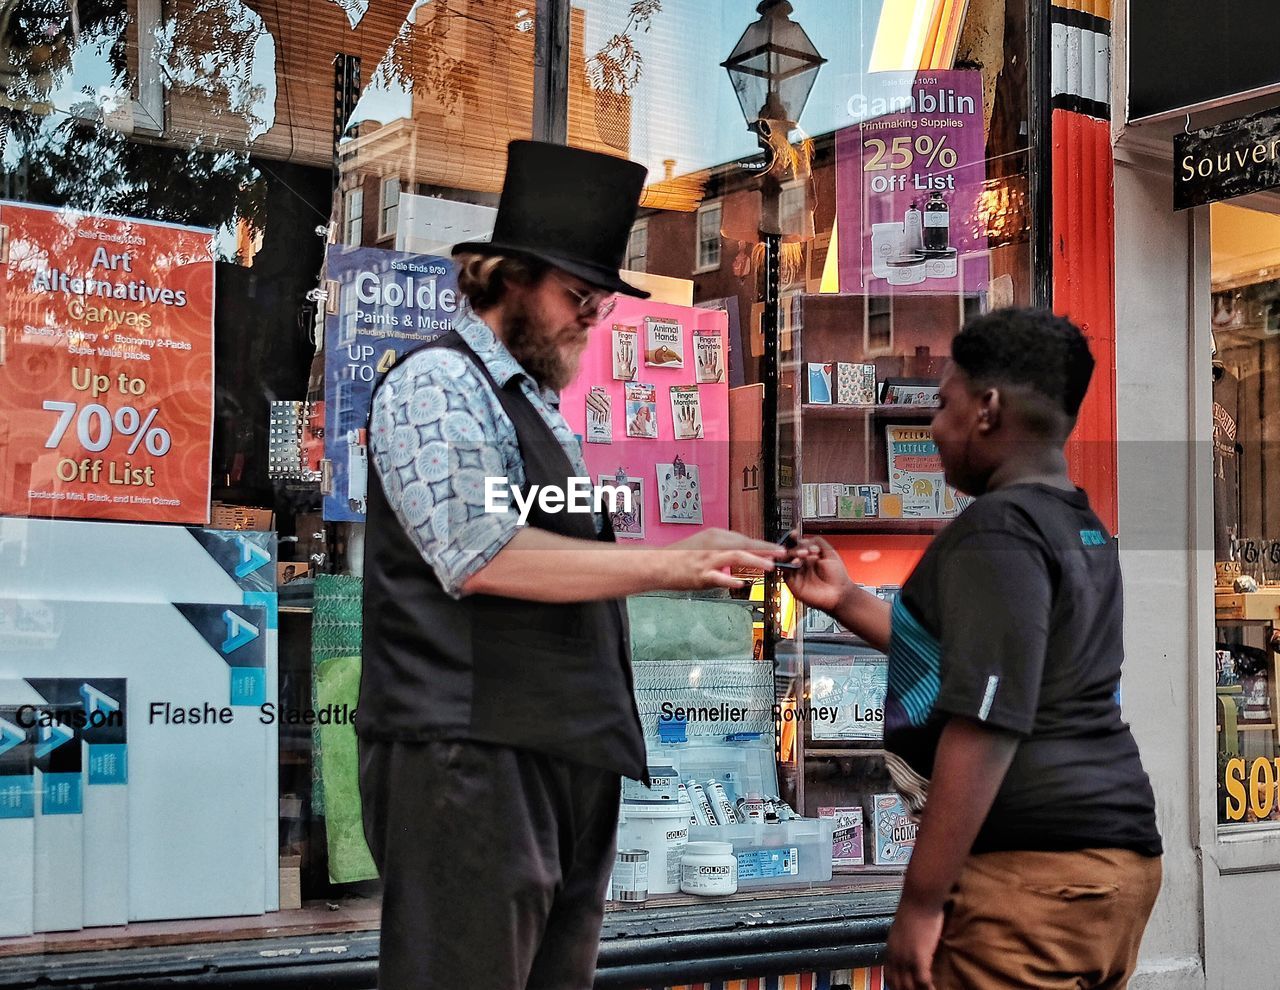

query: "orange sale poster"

left=0, top=202, right=215, bottom=523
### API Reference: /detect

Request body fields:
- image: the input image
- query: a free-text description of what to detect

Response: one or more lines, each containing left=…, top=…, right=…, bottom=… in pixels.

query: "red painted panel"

left=829, top=534, right=932, bottom=586
left=1053, top=109, right=1119, bottom=534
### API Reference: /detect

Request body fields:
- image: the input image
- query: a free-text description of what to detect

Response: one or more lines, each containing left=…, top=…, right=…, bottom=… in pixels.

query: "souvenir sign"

left=873, top=792, right=916, bottom=866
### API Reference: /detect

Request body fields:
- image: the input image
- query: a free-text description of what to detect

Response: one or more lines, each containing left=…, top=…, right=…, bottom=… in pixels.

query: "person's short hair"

left=454, top=251, right=549, bottom=311
left=951, top=307, right=1096, bottom=419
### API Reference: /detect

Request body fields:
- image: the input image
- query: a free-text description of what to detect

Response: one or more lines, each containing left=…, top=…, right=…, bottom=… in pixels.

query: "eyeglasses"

left=551, top=273, right=616, bottom=322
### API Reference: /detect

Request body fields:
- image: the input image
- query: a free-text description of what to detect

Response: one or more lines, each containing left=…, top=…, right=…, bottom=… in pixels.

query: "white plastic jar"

left=680, top=841, right=738, bottom=896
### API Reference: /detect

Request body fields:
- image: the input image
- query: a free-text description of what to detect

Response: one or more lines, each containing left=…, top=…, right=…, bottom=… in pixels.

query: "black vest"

left=357, top=330, right=647, bottom=781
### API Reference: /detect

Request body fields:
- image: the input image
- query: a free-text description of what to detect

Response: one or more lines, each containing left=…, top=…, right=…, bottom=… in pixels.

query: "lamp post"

left=723, top=0, right=824, bottom=684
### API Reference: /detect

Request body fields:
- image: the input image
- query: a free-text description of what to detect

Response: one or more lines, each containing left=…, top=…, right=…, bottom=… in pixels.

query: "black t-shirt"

left=884, top=483, right=1163, bottom=856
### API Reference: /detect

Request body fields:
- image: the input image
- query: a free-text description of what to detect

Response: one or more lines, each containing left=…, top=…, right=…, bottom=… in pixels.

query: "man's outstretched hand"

left=667, top=528, right=788, bottom=590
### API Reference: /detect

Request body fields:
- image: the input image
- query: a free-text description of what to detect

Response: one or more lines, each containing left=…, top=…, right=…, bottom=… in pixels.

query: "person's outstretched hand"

left=782, top=535, right=853, bottom=614
left=666, top=529, right=787, bottom=591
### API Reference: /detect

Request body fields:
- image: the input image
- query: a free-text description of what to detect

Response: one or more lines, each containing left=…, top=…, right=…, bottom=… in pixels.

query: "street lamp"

left=722, top=0, right=826, bottom=145
left=723, top=0, right=823, bottom=769
left=723, top=0, right=823, bottom=527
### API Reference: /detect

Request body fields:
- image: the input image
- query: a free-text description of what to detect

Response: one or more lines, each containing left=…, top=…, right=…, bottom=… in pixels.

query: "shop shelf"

left=802, top=403, right=937, bottom=419
left=802, top=518, right=950, bottom=536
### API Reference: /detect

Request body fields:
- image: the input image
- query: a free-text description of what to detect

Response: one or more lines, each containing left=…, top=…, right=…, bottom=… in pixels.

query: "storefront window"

left=0, top=0, right=1035, bottom=973
left=1210, top=202, right=1280, bottom=829
left=562, top=0, right=1032, bottom=907
left=0, top=0, right=536, bottom=959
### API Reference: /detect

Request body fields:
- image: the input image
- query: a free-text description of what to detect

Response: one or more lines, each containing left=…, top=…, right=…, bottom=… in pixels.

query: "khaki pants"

left=933, top=848, right=1162, bottom=990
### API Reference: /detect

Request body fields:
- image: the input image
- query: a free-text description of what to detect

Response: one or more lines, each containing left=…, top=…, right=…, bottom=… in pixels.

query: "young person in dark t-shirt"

left=785, top=309, right=1162, bottom=990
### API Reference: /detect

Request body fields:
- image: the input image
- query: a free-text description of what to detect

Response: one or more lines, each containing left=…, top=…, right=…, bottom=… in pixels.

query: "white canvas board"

left=0, top=600, right=270, bottom=921
left=0, top=682, right=41, bottom=938
left=0, top=519, right=279, bottom=912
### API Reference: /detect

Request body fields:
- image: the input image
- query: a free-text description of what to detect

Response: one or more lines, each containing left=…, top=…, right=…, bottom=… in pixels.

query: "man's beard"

left=503, top=299, right=577, bottom=392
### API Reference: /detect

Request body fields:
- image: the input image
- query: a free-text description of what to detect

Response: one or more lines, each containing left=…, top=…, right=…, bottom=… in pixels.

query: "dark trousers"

left=359, top=738, right=621, bottom=990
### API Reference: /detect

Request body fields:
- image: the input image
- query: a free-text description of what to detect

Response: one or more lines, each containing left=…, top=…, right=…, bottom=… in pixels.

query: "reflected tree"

left=0, top=0, right=268, bottom=233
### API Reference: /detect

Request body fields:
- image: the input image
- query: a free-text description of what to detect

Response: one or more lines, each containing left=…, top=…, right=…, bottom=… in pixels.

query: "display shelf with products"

left=790, top=294, right=977, bottom=534
left=772, top=292, right=994, bottom=880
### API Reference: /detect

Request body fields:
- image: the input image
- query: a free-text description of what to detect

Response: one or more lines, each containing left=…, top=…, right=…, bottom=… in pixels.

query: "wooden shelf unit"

left=803, top=518, right=950, bottom=535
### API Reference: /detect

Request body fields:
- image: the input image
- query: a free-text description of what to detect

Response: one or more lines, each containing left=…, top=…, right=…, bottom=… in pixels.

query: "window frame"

left=379, top=177, right=401, bottom=239
left=626, top=219, right=649, bottom=273
left=344, top=187, right=364, bottom=247
left=694, top=201, right=723, bottom=274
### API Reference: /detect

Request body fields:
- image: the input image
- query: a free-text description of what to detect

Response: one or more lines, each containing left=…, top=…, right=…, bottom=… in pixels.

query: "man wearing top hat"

left=358, top=141, right=785, bottom=989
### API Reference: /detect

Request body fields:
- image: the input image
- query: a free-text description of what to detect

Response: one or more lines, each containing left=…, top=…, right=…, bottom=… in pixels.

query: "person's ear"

left=977, top=388, right=999, bottom=433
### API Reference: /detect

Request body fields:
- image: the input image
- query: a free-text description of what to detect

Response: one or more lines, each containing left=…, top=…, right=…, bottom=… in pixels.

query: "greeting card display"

left=585, top=387, right=612, bottom=444
left=669, top=385, right=704, bottom=440
left=645, top=317, right=684, bottom=368
left=694, top=331, right=725, bottom=383
left=657, top=456, right=702, bottom=524
left=612, top=325, right=639, bottom=381
left=836, top=363, right=877, bottom=405
left=838, top=483, right=881, bottom=518
left=624, top=382, right=658, bottom=439
left=881, top=378, right=940, bottom=406
left=806, top=363, right=833, bottom=404
left=599, top=468, right=645, bottom=540
left=818, top=483, right=841, bottom=518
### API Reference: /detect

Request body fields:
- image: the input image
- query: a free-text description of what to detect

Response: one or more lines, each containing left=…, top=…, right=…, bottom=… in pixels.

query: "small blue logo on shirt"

left=1079, top=529, right=1107, bottom=547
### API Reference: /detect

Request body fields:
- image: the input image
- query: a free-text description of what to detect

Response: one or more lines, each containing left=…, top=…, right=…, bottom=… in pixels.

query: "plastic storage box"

left=688, top=818, right=835, bottom=889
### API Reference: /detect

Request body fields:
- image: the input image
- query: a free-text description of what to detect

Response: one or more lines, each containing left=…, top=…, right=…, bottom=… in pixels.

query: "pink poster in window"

left=836, top=69, right=989, bottom=295
left=560, top=297, right=729, bottom=548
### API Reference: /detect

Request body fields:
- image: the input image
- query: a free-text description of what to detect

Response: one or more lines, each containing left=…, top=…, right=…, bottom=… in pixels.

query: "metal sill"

left=0, top=890, right=896, bottom=989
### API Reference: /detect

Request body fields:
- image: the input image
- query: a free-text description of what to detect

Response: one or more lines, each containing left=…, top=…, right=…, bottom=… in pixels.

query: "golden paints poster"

left=0, top=202, right=215, bottom=523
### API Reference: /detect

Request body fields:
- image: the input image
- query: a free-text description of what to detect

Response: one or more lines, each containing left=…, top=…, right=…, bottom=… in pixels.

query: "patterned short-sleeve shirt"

left=368, top=310, right=596, bottom=599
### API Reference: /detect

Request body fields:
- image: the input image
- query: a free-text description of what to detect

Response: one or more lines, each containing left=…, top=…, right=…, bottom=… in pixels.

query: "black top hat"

left=453, top=140, right=650, bottom=299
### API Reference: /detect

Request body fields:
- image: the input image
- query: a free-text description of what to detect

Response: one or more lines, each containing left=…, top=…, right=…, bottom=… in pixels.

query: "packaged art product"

left=885, top=426, right=970, bottom=518
left=669, top=385, right=704, bottom=440
left=612, top=325, right=639, bottom=381
left=818, top=483, right=841, bottom=518
left=801, top=483, right=819, bottom=519
left=597, top=470, right=645, bottom=540
left=657, top=455, right=703, bottom=524
left=851, top=484, right=881, bottom=517
left=819, top=806, right=865, bottom=867
left=872, top=793, right=917, bottom=866
left=645, top=317, right=685, bottom=368
left=624, top=382, right=659, bottom=439
left=585, top=387, right=612, bottom=444
left=694, top=331, right=725, bottom=383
